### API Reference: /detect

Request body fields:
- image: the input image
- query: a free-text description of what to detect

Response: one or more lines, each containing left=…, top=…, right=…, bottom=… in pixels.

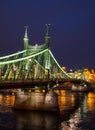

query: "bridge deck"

left=0, top=78, right=90, bottom=89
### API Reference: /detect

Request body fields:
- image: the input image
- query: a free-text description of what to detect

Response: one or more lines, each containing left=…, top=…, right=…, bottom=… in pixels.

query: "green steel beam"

left=35, top=59, right=45, bottom=71
left=0, top=50, right=26, bottom=60
left=48, top=50, right=72, bottom=79
left=0, top=49, right=49, bottom=65
left=4, top=64, right=12, bottom=79
left=25, top=61, right=32, bottom=79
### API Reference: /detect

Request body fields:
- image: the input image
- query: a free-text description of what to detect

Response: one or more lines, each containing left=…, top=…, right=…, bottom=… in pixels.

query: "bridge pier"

left=13, top=89, right=59, bottom=111
left=71, top=83, right=89, bottom=92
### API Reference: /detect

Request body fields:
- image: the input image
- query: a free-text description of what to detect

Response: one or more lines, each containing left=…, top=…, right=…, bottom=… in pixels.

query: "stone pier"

left=13, top=89, right=59, bottom=111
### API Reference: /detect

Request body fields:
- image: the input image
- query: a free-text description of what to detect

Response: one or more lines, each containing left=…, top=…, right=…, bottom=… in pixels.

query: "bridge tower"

left=45, top=24, right=50, bottom=48
left=23, top=26, right=29, bottom=50
left=44, top=24, right=51, bottom=78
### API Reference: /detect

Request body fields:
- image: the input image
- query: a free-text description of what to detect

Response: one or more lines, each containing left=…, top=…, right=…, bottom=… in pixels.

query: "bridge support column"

left=13, top=89, right=59, bottom=111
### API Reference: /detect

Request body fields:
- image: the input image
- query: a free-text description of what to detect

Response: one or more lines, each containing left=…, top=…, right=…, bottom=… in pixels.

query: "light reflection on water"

left=87, top=93, right=95, bottom=111
left=0, top=90, right=95, bottom=129
left=55, top=90, right=75, bottom=112
left=0, top=94, right=15, bottom=113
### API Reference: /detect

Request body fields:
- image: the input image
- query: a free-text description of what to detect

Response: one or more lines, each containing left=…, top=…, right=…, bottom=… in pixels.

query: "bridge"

left=0, top=25, right=89, bottom=89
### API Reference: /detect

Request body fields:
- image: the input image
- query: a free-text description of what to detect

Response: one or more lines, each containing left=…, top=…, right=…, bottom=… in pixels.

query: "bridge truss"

left=0, top=26, right=87, bottom=82
left=0, top=46, right=71, bottom=81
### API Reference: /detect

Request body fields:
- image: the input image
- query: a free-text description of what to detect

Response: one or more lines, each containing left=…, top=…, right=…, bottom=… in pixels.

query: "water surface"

left=0, top=90, right=95, bottom=130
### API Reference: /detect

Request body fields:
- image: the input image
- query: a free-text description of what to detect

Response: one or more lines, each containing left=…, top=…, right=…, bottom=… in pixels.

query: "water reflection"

left=14, top=111, right=59, bottom=130
left=55, top=90, right=75, bottom=112
left=87, top=93, right=95, bottom=111
left=0, top=94, right=15, bottom=113
left=61, top=108, right=81, bottom=130
left=0, top=90, right=95, bottom=129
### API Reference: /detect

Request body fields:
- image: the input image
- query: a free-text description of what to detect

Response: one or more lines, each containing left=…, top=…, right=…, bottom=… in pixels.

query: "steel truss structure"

left=0, top=25, right=86, bottom=81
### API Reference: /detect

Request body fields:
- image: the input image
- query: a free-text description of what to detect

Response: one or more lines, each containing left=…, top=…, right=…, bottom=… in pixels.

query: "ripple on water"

left=77, top=111, right=95, bottom=130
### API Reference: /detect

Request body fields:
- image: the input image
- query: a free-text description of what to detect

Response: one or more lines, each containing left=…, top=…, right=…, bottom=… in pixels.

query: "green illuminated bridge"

left=0, top=25, right=88, bottom=88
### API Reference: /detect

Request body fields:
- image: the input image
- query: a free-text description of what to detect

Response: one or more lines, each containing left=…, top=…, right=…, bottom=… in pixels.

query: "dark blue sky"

left=0, top=0, right=95, bottom=70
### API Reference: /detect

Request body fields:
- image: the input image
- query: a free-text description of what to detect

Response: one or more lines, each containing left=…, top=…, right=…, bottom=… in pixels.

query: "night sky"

left=0, top=0, right=95, bottom=70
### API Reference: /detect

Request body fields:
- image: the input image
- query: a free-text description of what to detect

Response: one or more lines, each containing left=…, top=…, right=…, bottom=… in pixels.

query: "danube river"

left=0, top=89, right=95, bottom=130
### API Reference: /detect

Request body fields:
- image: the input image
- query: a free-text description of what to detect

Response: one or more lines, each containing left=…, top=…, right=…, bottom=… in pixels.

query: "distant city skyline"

left=0, top=0, right=95, bottom=70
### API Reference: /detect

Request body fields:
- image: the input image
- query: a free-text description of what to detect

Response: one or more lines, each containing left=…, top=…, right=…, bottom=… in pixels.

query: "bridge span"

left=0, top=78, right=90, bottom=89
left=0, top=26, right=89, bottom=90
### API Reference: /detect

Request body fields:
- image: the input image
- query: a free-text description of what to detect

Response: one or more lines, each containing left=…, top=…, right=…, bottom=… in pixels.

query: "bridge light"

left=13, top=64, right=17, bottom=71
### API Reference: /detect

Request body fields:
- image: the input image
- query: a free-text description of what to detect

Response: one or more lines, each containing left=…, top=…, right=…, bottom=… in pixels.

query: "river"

left=0, top=89, right=95, bottom=130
